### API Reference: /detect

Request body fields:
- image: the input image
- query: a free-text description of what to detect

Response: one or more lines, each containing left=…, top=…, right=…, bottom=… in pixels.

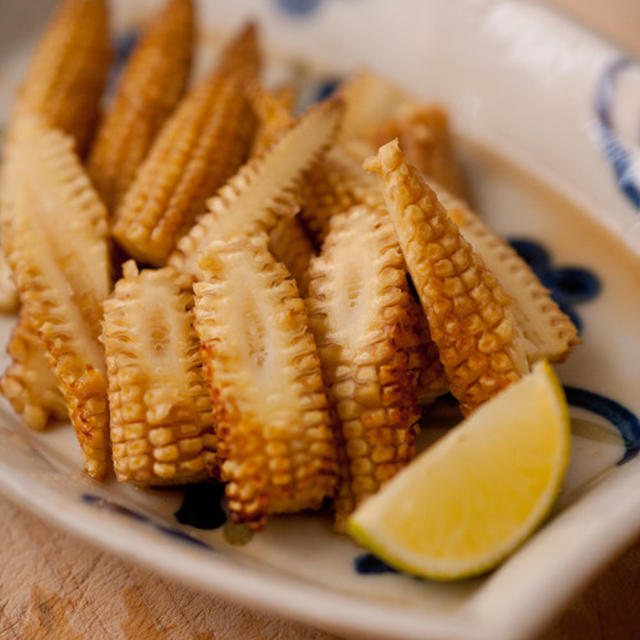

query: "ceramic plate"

left=1, top=1, right=639, bottom=639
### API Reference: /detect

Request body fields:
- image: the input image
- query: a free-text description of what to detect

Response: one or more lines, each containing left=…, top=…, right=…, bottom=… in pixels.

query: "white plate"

left=1, top=1, right=640, bottom=639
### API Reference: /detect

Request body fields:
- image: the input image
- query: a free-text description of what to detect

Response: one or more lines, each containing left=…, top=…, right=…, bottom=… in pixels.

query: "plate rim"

left=2, top=1, right=640, bottom=639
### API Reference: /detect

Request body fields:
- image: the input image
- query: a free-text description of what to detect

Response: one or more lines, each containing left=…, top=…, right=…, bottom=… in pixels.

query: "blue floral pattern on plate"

left=508, top=238, right=600, bottom=332
left=595, top=58, right=640, bottom=210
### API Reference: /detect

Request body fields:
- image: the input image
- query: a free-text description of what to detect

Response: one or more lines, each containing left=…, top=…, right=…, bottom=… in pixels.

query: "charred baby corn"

left=436, top=187, right=580, bottom=363
left=306, top=205, right=423, bottom=530
left=268, top=216, right=315, bottom=299
left=1, top=313, right=67, bottom=431
left=194, top=233, right=338, bottom=530
left=9, top=0, right=111, bottom=156
left=366, top=141, right=529, bottom=415
left=111, top=23, right=260, bottom=265
left=88, top=0, right=194, bottom=212
left=3, top=123, right=110, bottom=477
left=102, top=261, right=216, bottom=485
left=169, top=97, right=343, bottom=277
left=247, top=82, right=295, bottom=157
left=299, top=148, right=383, bottom=247
left=371, top=105, right=470, bottom=202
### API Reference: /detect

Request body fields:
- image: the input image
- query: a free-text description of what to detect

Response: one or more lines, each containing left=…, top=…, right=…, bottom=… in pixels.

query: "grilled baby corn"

left=111, top=23, right=260, bottom=265
left=366, top=141, right=529, bottom=415
left=268, top=216, right=315, bottom=299
left=306, top=205, right=423, bottom=530
left=2, top=123, right=110, bottom=477
left=337, top=71, right=414, bottom=160
left=194, top=233, right=338, bottom=530
left=1, top=313, right=67, bottom=431
left=9, top=0, right=110, bottom=156
left=0, top=253, right=18, bottom=312
left=88, top=0, right=194, bottom=212
left=371, top=105, right=470, bottom=203
left=299, top=148, right=383, bottom=247
left=169, top=97, right=343, bottom=277
left=247, top=82, right=296, bottom=157
left=102, top=262, right=216, bottom=485
left=436, top=187, right=580, bottom=363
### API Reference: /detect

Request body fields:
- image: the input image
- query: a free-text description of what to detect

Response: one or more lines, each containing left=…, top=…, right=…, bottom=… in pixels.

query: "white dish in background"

left=0, top=1, right=639, bottom=639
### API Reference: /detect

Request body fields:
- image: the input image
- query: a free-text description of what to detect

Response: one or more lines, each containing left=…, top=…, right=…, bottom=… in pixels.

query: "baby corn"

left=102, top=262, right=216, bottom=485
left=268, top=216, right=315, bottom=298
left=299, top=148, right=383, bottom=247
left=436, top=187, right=580, bottom=363
left=194, top=233, right=338, bottom=530
left=247, top=82, right=296, bottom=157
left=371, top=105, right=470, bottom=202
left=366, top=141, right=529, bottom=415
left=111, top=23, right=260, bottom=265
left=337, top=71, right=414, bottom=160
left=9, top=0, right=110, bottom=156
left=169, top=97, right=343, bottom=277
left=306, top=205, right=423, bottom=530
left=88, top=0, right=194, bottom=212
left=0, top=253, right=18, bottom=312
left=1, top=313, right=67, bottom=431
left=3, top=123, right=110, bottom=478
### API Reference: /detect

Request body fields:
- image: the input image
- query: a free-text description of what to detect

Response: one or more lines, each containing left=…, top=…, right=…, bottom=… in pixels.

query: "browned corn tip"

left=3, top=123, right=110, bottom=478
left=336, top=71, right=415, bottom=158
left=194, top=233, right=338, bottom=530
left=436, top=188, right=580, bottom=364
left=299, top=148, right=384, bottom=247
left=306, top=205, right=422, bottom=530
left=1, top=313, right=67, bottom=431
left=247, top=82, right=296, bottom=157
left=9, top=0, right=111, bottom=156
left=169, top=97, right=344, bottom=278
left=215, top=21, right=261, bottom=81
left=268, top=216, right=315, bottom=298
left=366, top=140, right=529, bottom=416
left=371, top=104, right=471, bottom=203
left=102, top=261, right=216, bottom=486
left=88, top=0, right=194, bottom=213
left=111, top=20, right=263, bottom=266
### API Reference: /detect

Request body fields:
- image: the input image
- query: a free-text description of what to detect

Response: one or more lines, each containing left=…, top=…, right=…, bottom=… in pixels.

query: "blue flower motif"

left=82, top=493, right=215, bottom=550
left=275, top=0, right=323, bottom=17
left=595, top=58, right=640, bottom=211
left=107, top=30, right=138, bottom=91
left=508, top=238, right=600, bottom=333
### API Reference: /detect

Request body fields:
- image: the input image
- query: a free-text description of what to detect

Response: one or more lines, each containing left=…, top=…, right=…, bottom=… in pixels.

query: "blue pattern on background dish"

left=275, top=0, right=323, bottom=17
left=595, top=58, right=640, bottom=210
left=508, top=238, right=600, bottom=332
left=82, top=493, right=215, bottom=549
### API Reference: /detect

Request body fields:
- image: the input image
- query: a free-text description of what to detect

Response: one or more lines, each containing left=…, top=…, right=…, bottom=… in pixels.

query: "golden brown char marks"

left=88, top=0, right=195, bottom=212
left=435, top=187, right=579, bottom=363
left=170, top=97, right=344, bottom=278
left=3, top=124, right=111, bottom=478
left=306, top=205, right=422, bottom=529
left=9, top=0, right=111, bottom=156
left=102, top=261, right=216, bottom=486
left=268, top=216, right=315, bottom=298
left=194, top=233, right=338, bottom=530
left=371, top=104, right=470, bottom=202
left=1, top=313, right=67, bottom=431
left=111, top=22, right=260, bottom=265
left=367, top=140, right=529, bottom=415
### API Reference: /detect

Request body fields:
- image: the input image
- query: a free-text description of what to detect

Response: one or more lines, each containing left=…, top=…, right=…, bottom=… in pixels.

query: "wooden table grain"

left=2, top=1, right=640, bottom=639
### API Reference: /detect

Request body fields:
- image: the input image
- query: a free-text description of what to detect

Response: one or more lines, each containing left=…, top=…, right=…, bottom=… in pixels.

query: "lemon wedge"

left=347, top=360, right=570, bottom=580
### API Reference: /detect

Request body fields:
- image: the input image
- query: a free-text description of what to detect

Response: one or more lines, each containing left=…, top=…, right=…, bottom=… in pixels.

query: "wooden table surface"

left=2, top=1, right=640, bottom=639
